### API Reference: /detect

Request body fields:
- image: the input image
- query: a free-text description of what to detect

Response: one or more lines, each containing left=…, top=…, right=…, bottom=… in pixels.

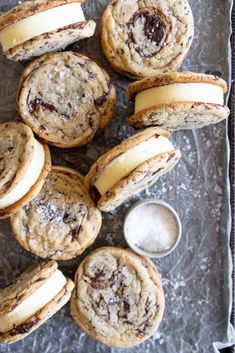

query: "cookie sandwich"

left=71, top=247, right=165, bottom=347
left=85, top=127, right=181, bottom=212
left=0, top=261, right=74, bottom=344
left=128, top=72, right=230, bottom=130
left=0, top=122, right=51, bottom=219
left=18, top=51, right=116, bottom=148
left=101, top=0, right=194, bottom=79
left=0, top=0, right=96, bottom=61
left=11, top=166, right=102, bottom=260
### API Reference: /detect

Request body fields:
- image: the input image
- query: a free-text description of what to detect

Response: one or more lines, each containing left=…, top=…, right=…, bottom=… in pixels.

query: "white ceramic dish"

left=123, top=199, right=182, bottom=259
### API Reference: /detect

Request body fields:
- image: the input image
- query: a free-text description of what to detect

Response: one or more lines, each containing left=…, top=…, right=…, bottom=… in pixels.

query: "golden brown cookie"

left=70, top=247, right=165, bottom=347
left=100, top=0, right=194, bottom=79
left=10, top=166, right=102, bottom=260
left=0, top=122, right=51, bottom=219
left=0, top=261, right=74, bottom=344
left=0, top=0, right=96, bottom=61
left=128, top=72, right=230, bottom=130
left=84, top=127, right=181, bottom=212
left=18, top=51, right=116, bottom=148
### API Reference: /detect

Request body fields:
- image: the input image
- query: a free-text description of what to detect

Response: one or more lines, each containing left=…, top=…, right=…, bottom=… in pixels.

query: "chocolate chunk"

left=123, top=300, right=130, bottom=313
left=136, top=328, right=146, bottom=337
left=145, top=297, right=152, bottom=314
left=123, top=320, right=133, bottom=325
left=70, top=226, right=81, bottom=242
left=130, top=9, right=170, bottom=58
left=92, top=274, right=115, bottom=290
left=63, top=213, right=77, bottom=224
left=142, top=13, right=166, bottom=44
left=28, top=96, right=70, bottom=120
left=10, top=318, right=40, bottom=336
left=94, top=94, right=107, bottom=106
left=166, top=154, right=175, bottom=163
left=35, top=277, right=46, bottom=283
left=28, top=97, right=56, bottom=114
left=94, top=269, right=105, bottom=279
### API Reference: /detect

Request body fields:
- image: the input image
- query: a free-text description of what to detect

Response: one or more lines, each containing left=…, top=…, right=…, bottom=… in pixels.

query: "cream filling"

left=0, top=139, right=45, bottom=209
left=0, top=269, right=66, bottom=333
left=0, top=3, right=85, bottom=51
left=135, top=83, right=224, bottom=113
left=94, top=136, right=174, bottom=196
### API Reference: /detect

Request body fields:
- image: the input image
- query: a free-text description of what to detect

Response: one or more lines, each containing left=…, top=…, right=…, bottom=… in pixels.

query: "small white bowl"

left=123, top=199, right=182, bottom=259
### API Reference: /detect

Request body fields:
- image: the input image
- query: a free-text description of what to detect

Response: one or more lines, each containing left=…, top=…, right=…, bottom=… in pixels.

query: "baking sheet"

left=0, top=0, right=234, bottom=352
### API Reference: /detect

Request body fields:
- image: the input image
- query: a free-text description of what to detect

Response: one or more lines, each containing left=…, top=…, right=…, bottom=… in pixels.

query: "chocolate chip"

left=10, top=318, right=40, bottom=336
left=63, top=213, right=77, bottom=224
left=143, top=14, right=166, bottom=44
left=56, top=22, right=86, bottom=33
left=92, top=280, right=112, bottom=290
left=123, top=320, right=133, bottom=325
left=94, top=269, right=105, bottom=279
left=35, top=277, right=46, bottom=283
left=136, top=328, right=146, bottom=337
left=123, top=300, right=130, bottom=313
left=166, top=154, right=175, bottom=163
left=94, top=94, right=107, bottom=106
left=40, top=124, right=47, bottom=131
left=130, top=8, right=169, bottom=58
left=145, top=297, right=152, bottom=314
left=28, top=97, right=56, bottom=114
left=70, top=227, right=81, bottom=242
left=92, top=274, right=115, bottom=290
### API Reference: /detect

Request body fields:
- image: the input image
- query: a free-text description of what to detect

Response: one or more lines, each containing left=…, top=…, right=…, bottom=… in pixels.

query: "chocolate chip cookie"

left=128, top=72, right=230, bottom=130
left=101, top=0, right=194, bottom=79
left=84, top=127, right=181, bottom=212
left=0, top=261, right=74, bottom=344
left=70, top=247, right=164, bottom=347
left=10, top=166, right=102, bottom=260
left=18, top=51, right=116, bottom=148
left=0, top=0, right=96, bottom=61
left=0, top=122, right=51, bottom=219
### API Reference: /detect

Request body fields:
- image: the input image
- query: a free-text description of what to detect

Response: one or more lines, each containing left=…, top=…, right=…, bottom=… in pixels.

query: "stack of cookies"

left=0, top=0, right=230, bottom=348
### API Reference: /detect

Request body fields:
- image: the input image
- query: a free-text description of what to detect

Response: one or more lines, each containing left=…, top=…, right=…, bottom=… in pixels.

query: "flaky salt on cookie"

left=0, top=261, right=74, bottom=344
left=85, top=127, right=181, bottom=212
left=10, top=166, right=102, bottom=260
left=0, top=122, right=51, bottom=219
left=18, top=52, right=116, bottom=148
left=128, top=72, right=230, bottom=130
left=100, top=0, right=194, bottom=79
left=0, top=0, right=96, bottom=61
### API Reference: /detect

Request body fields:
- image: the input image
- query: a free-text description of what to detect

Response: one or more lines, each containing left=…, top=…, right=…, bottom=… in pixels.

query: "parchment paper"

left=0, top=0, right=234, bottom=352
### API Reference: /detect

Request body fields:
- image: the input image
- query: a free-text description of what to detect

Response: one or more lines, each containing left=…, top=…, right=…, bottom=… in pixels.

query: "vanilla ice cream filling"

left=94, top=136, right=174, bottom=196
left=0, top=3, right=86, bottom=52
left=0, top=139, right=45, bottom=209
left=135, top=83, right=224, bottom=113
left=0, top=269, right=66, bottom=333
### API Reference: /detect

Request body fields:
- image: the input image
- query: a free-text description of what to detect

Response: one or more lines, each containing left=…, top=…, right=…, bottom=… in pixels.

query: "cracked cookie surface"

left=10, top=166, right=102, bottom=260
left=101, top=0, right=194, bottom=79
left=70, top=247, right=165, bottom=347
left=18, top=52, right=116, bottom=147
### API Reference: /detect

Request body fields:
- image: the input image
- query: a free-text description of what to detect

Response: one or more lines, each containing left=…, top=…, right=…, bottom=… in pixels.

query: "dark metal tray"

left=0, top=0, right=234, bottom=352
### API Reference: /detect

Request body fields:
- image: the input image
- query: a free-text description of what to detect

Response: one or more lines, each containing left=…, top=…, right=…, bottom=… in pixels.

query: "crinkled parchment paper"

left=0, top=0, right=234, bottom=352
